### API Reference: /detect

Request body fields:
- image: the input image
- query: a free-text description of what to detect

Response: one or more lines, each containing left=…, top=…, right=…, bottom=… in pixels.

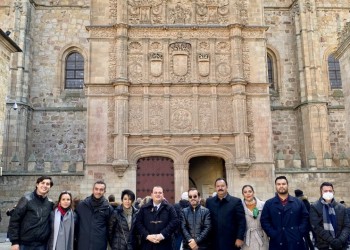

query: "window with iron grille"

left=65, top=52, right=84, bottom=89
left=328, top=54, right=342, bottom=89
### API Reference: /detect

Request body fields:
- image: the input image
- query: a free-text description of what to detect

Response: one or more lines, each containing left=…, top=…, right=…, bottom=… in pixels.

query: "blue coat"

left=135, top=200, right=179, bottom=250
left=206, top=194, right=246, bottom=250
left=260, top=194, right=309, bottom=250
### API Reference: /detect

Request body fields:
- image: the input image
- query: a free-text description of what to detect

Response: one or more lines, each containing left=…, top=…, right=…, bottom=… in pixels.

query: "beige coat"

left=241, top=198, right=269, bottom=250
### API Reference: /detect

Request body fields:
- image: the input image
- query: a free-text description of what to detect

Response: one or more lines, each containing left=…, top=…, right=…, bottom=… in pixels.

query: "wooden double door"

left=136, top=156, right=175, bottom=204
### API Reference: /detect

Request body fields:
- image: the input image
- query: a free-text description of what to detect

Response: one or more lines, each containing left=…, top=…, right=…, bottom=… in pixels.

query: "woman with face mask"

left=48, top=191, right=75, bottom=250
left=241, top=185, right=269, bottom=250
left=108, top=189, right=139, bottom=250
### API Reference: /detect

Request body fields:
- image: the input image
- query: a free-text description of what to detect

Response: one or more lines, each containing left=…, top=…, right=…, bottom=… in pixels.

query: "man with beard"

left=8, top=176, right=54, bottom=250
left=310, top=182, right=350, bottom=250
left=75, top=180, right=114, bottom=250
left=181, top=188, right=211, bottom=250
left=206, top=178, right=246, bottom=250
left=261, top=176, right=309, bottom=250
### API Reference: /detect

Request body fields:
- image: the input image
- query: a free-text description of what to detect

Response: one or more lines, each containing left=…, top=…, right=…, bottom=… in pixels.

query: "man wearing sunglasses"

left=181, top=188, right=211, bottom=250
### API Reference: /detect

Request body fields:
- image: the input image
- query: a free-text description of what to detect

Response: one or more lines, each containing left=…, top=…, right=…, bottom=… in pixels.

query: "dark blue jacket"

left=75, top=196, right=113, bottom=250
left=135, top=200, right=179, bottom=250
left=206, top=194, right=246, bottom=250
left=260, top=194, right=309, bottom=250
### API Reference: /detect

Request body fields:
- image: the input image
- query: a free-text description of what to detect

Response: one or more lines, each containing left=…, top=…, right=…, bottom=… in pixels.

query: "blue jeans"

left=20, top=245, right=46, bottom=250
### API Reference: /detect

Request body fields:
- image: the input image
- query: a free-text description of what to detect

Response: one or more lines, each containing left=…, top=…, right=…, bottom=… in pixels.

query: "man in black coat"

left=75, top=180, right=114, bottom=250
left=206, top=178, right=246, bottom=250
left=136, top=186, right=179, bottom=250
left=181, top=188, right=211, bottom=250
left=310, top=182, right=350, bottom=250
left=8, top=176, right=54, bottom=250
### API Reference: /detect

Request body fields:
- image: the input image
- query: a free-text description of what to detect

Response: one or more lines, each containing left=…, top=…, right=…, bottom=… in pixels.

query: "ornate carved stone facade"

left=1, top=0, right=350, bottom=231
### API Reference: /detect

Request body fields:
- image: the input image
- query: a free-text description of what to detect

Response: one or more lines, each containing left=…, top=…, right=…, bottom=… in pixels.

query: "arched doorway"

left=136, top=156, right=175, bottom=203
left=188, top=156, right=225, bottom=199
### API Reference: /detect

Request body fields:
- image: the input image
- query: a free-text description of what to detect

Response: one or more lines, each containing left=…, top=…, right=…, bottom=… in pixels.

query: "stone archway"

left=188, top=156, right=225, bottom=199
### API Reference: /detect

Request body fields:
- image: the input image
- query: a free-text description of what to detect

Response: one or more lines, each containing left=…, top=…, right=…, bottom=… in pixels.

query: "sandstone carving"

left=169, top=42, right=191, bottom=82
left=198, top=53, right=210, bottom=77
left=149, top=52, right=163, bottom=77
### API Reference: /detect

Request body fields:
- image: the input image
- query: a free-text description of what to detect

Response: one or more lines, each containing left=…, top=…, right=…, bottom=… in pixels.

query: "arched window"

left=328, top=54, right=342, bottom=89
left=65, top=52, right=84, bottom=89
left=267, top=54, right=274, bottom=89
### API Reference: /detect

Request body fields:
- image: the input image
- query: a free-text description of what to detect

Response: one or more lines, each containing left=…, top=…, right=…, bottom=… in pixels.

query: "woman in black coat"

left=108, top=189, right=139, bottom=250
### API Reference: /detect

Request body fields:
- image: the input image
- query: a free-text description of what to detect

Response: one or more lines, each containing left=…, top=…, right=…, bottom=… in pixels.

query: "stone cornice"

left=0, top=29, right=22, bottom=53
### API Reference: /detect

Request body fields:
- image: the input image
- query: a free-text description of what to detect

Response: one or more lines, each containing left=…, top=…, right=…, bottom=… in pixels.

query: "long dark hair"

left=55, top=191, right=73, bottom=209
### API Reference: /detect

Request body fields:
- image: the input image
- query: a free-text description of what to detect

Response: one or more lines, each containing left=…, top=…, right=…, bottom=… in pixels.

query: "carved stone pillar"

left=211, top=85, right=218, bottom=133
left=229, top=25, right=244, bottom=82
left=115, top=24, right=128, bottom=82
left=143, top=86, right=150, bottom=133
left=112, top=84, right=129, bottom=176
left=192, top=85, right=199, bottom=133
left=174, top=163, right=189, bottom=201
left=112, top=19, right=129, bottom=175
left=231, top=84, right=251, bottom=173
left=292, top=0, right=330, bottom=167
left=225, top=162, right=235, bottom=194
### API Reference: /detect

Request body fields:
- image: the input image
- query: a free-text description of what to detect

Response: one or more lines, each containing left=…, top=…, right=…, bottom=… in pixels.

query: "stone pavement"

left=0, top=233, right=10, bottom=249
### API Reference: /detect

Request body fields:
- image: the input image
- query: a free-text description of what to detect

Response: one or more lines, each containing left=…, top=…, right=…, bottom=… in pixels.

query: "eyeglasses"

left=188, top=195, right=198, bottom=199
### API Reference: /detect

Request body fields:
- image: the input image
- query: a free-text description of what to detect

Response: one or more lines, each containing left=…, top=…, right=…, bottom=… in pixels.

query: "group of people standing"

left=5, top=175, right=350, bottom=250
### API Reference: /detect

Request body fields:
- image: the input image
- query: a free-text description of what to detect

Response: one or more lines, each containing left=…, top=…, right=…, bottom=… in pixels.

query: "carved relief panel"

left=170, top=97, right=193, bottom=132
left=127, top=0, right=232, bottom=25
left=149, top=97, right=164, bottom=132
left=128, top=41, right=144, bottom=83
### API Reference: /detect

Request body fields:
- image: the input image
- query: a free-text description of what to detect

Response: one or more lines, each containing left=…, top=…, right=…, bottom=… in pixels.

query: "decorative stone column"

left=174, top=163, right=189, bottom=202
left=293, top=0, right=331, bottom=167
left=112, top=21, right=130, bottom=176
left=229, top=25, right=251, bottom=174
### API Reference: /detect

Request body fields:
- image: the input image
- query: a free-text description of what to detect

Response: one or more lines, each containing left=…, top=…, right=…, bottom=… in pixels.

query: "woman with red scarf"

left=48, top=191, right=75, bottom=250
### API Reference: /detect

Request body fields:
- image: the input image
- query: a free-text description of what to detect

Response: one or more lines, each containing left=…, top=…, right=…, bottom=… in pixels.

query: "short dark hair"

left=108, top=194, right=115, bottom=202
left=275, top=175, right=288, bottom=184
left=94, top=180, right=106, bottom=190
left=36, top=176, right=53, bottom=187
left=188, top=187, right=200, bottom=197
left=242, top=185, right=254, bottom=194
left=121, top=189, right=135, bottom=202
left=214, top=177, right=227, bottom=186
left=320, top=182, right=333, bottom=191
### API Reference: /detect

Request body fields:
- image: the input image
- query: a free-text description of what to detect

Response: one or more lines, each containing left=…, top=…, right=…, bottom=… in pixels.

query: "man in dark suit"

left=206, top=178, right=246, bottom=250
left=136, top=186, right=179, bottom=250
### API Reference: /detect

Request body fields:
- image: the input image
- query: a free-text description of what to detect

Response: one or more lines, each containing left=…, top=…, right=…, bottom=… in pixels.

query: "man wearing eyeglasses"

left=8, top=176, right=54, bottom=250
left=181, top=188, right=211, bottom=250
left=136, top=186, right=179, bottom=250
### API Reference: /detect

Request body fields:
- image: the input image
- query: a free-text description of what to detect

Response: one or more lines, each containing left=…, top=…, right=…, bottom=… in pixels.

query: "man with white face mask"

left=310, top=182, right=350, bottom=250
